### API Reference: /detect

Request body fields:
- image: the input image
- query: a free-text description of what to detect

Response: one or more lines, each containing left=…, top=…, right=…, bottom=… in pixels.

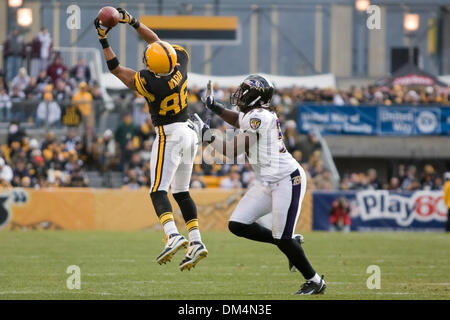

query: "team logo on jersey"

left=292, top=176, right=301, bottom=186
left=249, top=118, right=261, bottom=130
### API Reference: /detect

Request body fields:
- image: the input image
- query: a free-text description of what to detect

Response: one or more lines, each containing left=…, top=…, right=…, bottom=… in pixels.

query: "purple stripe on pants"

left=281, top=169, right=301, bottom=239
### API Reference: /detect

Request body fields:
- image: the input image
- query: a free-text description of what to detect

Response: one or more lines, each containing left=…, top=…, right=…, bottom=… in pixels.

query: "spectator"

left=314, top=169, right=334, bottom=190
left=0, top=157, right=13, bottom=183
left=36, top=91, right=61, bottom=127
left=0, top=87, right=12, bottom=121
left=220, top=166, right=242, bottom=189
left=35, top=69, right=51, bottom=93
left=329, top=197, right=351, bottom=232
left=70, top=58, right=91, bottom=84
left=387, top=176, right=401, bottom=191
left=366, top=168, right=382, bottom=190
left=7, top=120, right=26, bottom=148
left=132, top=92, right=148, bottom=126
left=10, top=67, right=30, bottom=93
left=190, top=173, right=206, bottom=189
left=114, top=113, right=139, bottom=165
left=283, top=120, right=301, bottom=153
left=68, top=168, right=88, bottom=187
left=35, top=27, right=53, bottom=76
left=9, top=85, right=26, bottom=121
left=98, top=129, right=117, bottom=173
left=21, top=176, right=32, bottom=188
left=139, top=140, right=152, bottom=163
left=3, top=29, right=24, bottom=82
left=47, top=54, right=68, bottom=85
left=444, top=172, right=450, bottom=232
left=420, top=164, right=436, bottom=190
left=72, top=81, right=93, bottom=127
left=63, top=128, right=80, bottom=152
left=12, top=159, right=30, bottom=187
left=0, top=74, right=8, bottom=91
left=299, top=132, right=321, bottom=163
left=401, top=165, right=418, bottom=190
left=53, top=79, right=70, bottom=103
left=122, top=169, right=141, bottom=190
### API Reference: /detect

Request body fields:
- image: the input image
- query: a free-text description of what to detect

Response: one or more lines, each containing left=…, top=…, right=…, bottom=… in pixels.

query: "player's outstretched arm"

left=189, top=114, right=254, bottom=158
left=203, top=81, right=240, bottom=128
left=94, top=18, right=136, bottom=90
left=117, top=8, right=160, bottom=44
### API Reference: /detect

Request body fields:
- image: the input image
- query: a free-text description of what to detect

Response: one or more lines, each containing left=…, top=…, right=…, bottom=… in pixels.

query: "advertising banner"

left=0, top=188, right=313, bottom=231
left=313, top=190, right=447, bottom=231
left=298, top=105, right=450, bottom=136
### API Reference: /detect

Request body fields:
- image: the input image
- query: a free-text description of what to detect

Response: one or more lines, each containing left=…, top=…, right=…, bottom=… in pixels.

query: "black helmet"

left=231, top=74, right=274, bottom=113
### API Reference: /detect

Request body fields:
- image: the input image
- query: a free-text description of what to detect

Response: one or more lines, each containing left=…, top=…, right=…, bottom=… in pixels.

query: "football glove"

left=94, top=18, right=111, bottom=40
left=116, top=8, right=140, bottom=29
left=188, top=114, right=215, bottom=144
left=201, top=80, right=215, bottom=108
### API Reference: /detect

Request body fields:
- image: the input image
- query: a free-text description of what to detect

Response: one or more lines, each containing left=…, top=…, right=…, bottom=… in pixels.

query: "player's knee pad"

left=228, top=221, right=249, bottom=237
left=150, top=191, right=172, bottom=216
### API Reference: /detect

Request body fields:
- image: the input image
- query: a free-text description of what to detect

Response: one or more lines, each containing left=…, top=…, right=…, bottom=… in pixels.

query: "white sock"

left=163, top=221, right=178, bottom=236
left=308, top=273, right=322, bottom=284
left=188, top=229, right=202, bottom=243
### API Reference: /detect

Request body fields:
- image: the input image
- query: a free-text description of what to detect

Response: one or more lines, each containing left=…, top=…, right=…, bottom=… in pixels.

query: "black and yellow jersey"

left=134, top=44, right=190, bottom=126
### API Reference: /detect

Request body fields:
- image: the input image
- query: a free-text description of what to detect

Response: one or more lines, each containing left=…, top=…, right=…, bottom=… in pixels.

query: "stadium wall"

left=0, top=188, right=313, bottom=232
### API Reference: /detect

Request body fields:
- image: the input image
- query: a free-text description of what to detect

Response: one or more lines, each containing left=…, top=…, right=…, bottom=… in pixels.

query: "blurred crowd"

left=1, top=27, right=102, bottom=127
left=1, top=28, right=449, bottom=191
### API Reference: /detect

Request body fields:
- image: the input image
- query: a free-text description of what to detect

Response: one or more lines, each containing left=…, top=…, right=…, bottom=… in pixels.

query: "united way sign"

left=298, top=105, right=450, bottom=136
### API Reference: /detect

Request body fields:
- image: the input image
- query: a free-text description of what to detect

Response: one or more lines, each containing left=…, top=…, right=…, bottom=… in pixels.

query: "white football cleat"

left=156, top=233, right=188, bottom=265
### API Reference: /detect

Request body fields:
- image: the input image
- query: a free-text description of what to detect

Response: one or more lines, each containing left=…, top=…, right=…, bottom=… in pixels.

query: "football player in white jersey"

left=190, top=75, right=326, bottom=295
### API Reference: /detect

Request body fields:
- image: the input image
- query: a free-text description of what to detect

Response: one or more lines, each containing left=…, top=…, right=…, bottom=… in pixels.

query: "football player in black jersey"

left=94, top=8, right=207, bottom=271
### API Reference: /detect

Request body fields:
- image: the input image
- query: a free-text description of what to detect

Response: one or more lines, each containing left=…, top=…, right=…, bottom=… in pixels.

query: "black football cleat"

left=295, top=275, right=326, bottom=295
left=289, top=234, right=305, bottom=272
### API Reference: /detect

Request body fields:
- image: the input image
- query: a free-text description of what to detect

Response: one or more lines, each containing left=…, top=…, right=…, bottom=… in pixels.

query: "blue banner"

left=298, top=105, right=450, bottom=136
left=313, top=190, right=448, bottom=231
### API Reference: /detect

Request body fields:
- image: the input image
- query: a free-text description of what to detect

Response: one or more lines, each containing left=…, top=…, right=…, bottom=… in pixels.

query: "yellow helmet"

left=143, top=41, right=177, bottom=76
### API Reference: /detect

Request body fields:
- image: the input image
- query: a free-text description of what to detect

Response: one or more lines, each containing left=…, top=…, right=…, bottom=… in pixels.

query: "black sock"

left=275, top=238, right=316, bottom=280
left=173, top=192, right=197, bottom=222
left=228, top=221, right=276, bottom=244
left=150, top=191, right=173, bottom=217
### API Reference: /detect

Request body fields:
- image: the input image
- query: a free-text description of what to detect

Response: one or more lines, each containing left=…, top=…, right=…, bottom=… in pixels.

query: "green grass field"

left=0, top=231, right=449, bottom=300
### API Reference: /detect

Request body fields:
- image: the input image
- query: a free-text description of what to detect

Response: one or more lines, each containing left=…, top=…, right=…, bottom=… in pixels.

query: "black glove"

left=117, top=8, right=140, bottom=29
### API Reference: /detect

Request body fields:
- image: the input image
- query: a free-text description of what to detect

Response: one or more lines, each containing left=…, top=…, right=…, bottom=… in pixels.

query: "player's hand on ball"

left=201, top=80, right=215, bottom=109
left=116, top=8, right=140, bottom=29
left=94, top=18, right=111, bottom=40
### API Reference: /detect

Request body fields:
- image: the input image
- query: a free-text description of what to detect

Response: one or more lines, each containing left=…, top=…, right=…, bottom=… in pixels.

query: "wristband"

left=99, top=38, right=110, bottom=49
left=131, top=20, right=140, bottom=29
left=107, top=57, right=119, bottom=71
left=209, top=101, right=225, bottom=116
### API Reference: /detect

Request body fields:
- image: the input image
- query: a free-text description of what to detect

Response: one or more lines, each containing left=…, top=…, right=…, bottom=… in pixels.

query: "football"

left=97, top=6, right=120, bottom=28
